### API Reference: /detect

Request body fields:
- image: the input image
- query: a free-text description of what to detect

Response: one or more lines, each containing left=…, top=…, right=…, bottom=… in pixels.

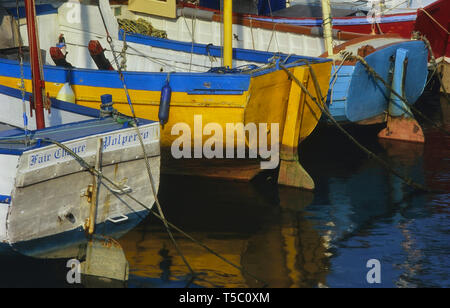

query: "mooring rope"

left=417, top=33, right=450, bottom=104
left=39, top=137, right=268, bottom=287
left=279, top=62, right=441, bottom=194
left=96, top=5, right=197, bottom=277
left=15, top=0, right=30, bottom=145
left=341, top=50, right=450, bottom=135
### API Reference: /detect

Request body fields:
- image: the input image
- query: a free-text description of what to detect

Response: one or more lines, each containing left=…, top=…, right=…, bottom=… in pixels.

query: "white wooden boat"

left=0, top=89, right=160, bottom=257
left=0, top=0, right=161, bottom=258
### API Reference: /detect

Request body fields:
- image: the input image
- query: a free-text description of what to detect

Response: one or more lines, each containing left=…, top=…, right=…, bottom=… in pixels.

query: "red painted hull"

left=414, top=0, right=450, bottom=61
left=333, top=20, right=416, bottom=38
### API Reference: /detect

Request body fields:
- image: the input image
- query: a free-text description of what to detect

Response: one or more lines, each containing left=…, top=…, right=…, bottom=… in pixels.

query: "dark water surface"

left=0, top=94, right=448, bottom=288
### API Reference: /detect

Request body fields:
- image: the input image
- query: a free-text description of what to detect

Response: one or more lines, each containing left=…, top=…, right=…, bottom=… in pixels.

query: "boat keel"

left=81, top=237, right=129, bottom=282
left=278, top=156, right=315, bottom=190
left=378, top=116, right=425, bottom=143
left=378, top=48, right=425, bottom=143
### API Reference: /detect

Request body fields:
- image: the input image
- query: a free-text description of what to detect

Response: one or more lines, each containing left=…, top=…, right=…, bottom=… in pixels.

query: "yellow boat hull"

left=0, top=62, right=330, bottom=148
left=0, top=61, right=331, bottom=188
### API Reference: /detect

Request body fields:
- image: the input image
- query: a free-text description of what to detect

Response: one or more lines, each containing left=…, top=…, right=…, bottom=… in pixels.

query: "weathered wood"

left=87, top=138, right=103, bottom=236
left=81, top=237, right=129, bottom=282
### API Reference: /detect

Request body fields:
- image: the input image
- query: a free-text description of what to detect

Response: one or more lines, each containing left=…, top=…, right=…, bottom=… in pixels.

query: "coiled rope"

left=118, top=18, right=167, bottom=39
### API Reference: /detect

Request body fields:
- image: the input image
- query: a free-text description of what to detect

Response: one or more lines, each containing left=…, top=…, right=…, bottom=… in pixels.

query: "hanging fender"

left=158, top=78, right=172, bottom=125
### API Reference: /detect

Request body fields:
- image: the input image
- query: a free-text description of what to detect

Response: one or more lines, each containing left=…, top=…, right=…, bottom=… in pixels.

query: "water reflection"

left=118, top=180, right=334, bottom=288
left=117, top=105, right=448, bottom=288
left=0, top=96, right=447, bottom=288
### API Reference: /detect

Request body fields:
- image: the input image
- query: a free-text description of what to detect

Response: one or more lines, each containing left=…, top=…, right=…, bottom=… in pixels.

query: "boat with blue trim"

left=0, top=0, right=334, bottom=190
left=0, top=0, right=161, bottom=258
left=96, top=1, right=429, bottom=141
left=0, top=106, right=160, bottom=257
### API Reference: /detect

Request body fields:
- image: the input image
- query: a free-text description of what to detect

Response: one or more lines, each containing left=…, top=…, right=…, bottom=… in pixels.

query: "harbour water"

left=0, top=93, right=448, bottom=288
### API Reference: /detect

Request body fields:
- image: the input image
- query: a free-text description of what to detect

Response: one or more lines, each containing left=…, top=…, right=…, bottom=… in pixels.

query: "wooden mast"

left=321, top=0, right=334, bottom=57
left=24, top=0, right=46, bottom=129
left=223, top=0, right=233, bottom=68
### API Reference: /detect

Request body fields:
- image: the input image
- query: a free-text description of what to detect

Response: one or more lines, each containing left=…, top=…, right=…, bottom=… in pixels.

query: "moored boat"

left=0, top=100, right=161, bottom=257
left=0, top=0, right=333, bottom=190
left=0, top=0, right=161, bottom=258
left=45, top=0, right=428, bottom=142
left=174, top=0, right=448, bottom=92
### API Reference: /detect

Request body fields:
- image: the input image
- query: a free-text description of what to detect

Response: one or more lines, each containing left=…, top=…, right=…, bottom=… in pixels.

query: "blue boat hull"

left=327, top=40, right=428, bottom=124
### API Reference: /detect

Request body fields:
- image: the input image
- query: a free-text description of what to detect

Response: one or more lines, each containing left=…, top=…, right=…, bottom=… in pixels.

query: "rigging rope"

left=15, top=0, right=30, bottom=144
left=39, top=137, right=268, bottom=287
left=341, top=50, right=450, bottom=135
left=418, top=8, right=450, bottom=36
left=97, top=5, right=196, bottom=277
left=279, top=62, right=442, bottom=194
left=416, top=33, right=450, bottom=104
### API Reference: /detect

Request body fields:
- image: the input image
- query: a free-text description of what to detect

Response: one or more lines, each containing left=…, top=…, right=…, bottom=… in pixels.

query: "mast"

left=223, top=0, right=233, bottom=68
left=24, top=0, right=46, bottom=129
left=321, top=0, right=334, bottom=57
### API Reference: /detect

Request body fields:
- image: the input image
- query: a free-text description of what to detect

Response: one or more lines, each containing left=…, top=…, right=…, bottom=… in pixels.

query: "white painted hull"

left=0, top=91, right=92, bottom=130
left=14, top=2, right=341, bottom=72
left=110, top=6, right=338, bottom=58
left=0, top=122, right=160, bottom=257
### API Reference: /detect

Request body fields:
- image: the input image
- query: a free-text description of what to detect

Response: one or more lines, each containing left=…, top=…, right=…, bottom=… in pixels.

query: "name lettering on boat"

left=27, top=126, right=158, bottom=169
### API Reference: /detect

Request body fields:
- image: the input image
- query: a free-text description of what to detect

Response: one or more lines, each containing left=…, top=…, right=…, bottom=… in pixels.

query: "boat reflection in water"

left=119, top=177, right=331, bottom=288
left=119, top=109, right=448, bottom=288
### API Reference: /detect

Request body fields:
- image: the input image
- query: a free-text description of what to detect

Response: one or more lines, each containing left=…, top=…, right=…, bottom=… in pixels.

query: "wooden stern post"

left=278, top=66, right=315, bottom=190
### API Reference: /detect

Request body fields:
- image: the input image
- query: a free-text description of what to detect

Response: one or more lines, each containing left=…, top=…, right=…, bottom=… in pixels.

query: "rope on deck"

left=279, top=62, right=442, bottom=194
left=118, top=18, right=168, bottom=39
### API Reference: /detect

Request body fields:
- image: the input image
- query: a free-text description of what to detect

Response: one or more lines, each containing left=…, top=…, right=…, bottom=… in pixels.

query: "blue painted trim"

left=0, top=147, right=24, bottom=156
left=0, top=58, right=253, bottom=93
left=0, top=84, right=101, bottom=118
left=0, top=195, right=11, bottom=204
left=249, top=13, right=417, bottom=27
left=0, top=115, right=154, bottom=155
left=187, top=90, right=244, bottom=95
left=119, top=29, right=329, bottom=66
left=6, top=4, right=58, bottom=19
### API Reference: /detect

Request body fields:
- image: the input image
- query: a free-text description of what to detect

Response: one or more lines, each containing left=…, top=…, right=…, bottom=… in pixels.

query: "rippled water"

left=0, top=94, right=448, bottom=288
